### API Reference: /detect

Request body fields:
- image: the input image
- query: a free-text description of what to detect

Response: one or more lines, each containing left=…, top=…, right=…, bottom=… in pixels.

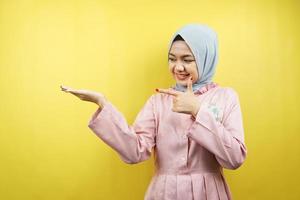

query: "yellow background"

left=0, top=0, right=299, bottom=199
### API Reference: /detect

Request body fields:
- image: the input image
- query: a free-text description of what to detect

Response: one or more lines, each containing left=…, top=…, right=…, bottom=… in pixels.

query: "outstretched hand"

left=60, top=85, right=107, bottom=109
left=156, top=77, right=201, bottom=117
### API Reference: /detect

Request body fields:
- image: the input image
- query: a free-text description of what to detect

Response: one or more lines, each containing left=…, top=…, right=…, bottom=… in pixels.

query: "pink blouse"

left=88, top=83, right=247, bottom=200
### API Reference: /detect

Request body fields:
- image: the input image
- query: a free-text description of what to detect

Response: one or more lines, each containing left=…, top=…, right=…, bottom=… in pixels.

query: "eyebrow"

left=168, top=53, right=194, bottom=58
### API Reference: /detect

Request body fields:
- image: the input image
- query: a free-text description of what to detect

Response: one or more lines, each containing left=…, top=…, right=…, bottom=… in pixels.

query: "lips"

left=175, top=73, right=190, bottom=80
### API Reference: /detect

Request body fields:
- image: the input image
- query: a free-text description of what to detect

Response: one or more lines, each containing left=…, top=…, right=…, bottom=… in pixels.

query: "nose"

left=174, top=63, right=185, bottom=72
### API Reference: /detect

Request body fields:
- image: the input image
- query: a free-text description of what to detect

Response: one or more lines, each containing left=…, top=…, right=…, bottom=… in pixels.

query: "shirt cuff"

left=88, top=102, right=112, bottom=128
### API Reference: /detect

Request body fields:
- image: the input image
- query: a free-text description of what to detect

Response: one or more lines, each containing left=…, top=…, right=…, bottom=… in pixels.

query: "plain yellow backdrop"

left=0, top=0, right=299, bottom=199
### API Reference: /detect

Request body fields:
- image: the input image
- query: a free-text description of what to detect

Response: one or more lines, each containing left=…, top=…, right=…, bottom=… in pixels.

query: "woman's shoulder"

left=150, top=93, right=169, bottom=106
left=206, top=85, right=240, bottom=106
left=215, top=85, right=239, bottom=97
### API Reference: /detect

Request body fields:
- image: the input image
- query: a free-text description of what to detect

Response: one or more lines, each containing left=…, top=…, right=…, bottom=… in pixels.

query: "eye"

left=184, top=60, right=194, bottom=63
left=168, top=58, right=175, bottom=61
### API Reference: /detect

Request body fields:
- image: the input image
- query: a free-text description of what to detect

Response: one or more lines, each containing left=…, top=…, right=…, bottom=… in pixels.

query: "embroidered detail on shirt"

left=207, top=103, right=223, bottom=122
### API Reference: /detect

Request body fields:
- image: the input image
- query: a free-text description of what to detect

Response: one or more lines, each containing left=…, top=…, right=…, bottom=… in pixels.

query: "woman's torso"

left=144, top=83, right=233, bottom=200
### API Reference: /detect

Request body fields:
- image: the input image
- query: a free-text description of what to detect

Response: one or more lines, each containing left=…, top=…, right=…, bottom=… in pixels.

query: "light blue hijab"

left=168, top=23, right=219, bottom=92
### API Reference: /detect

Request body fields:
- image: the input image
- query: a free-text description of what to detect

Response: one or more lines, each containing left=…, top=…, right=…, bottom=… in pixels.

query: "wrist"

left=191, top=100, right=201, bottom=118
left=191, top=105, right=199, bottom=118
left=96, top=99, right=104, bottom=109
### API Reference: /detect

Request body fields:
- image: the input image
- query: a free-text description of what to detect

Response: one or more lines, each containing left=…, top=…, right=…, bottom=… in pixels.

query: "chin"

left=175, top=80, right=188, bottom=86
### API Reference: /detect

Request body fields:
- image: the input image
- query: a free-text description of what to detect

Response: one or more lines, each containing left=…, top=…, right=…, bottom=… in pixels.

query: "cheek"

left=193, top=74, right=199, bottom=82
left=168, top=64, right=174, bottom=73
left=192, top=69, right=199, bottom=79
left=187, top=64, right=198, bottom=75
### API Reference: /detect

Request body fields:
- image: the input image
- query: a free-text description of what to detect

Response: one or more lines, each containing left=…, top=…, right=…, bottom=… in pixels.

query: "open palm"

left=60, top=85, right=106, bottom=108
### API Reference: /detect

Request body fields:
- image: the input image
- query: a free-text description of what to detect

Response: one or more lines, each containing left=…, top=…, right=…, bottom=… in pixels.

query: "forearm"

left=88, top=97, right=156, bottom=164
left=187, top=100, right=247, bottom=169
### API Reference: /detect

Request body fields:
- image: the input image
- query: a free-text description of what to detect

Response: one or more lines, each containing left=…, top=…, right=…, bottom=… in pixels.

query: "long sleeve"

left=88, top=95, right=157, bottom=164
left=187, top=88, right=247, bottom=169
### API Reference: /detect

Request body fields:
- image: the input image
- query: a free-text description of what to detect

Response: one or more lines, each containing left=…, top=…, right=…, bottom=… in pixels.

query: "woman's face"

left=168, top=40, right=199, bottom=86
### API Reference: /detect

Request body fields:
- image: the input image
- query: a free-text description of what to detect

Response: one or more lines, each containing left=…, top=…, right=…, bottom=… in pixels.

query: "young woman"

left=61, top=24, right=247, bottom=200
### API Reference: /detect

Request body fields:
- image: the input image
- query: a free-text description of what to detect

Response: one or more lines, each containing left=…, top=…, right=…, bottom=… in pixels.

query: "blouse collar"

left=194, top=82, right=219, bottom=95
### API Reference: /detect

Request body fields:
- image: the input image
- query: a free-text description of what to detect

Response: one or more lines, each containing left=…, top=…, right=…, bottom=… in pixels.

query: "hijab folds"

left=168, top=24, right=219, bottom=92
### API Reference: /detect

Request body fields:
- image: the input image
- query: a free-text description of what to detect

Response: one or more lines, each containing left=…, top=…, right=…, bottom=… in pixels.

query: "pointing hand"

left=156, top=77, right=201, bottom=117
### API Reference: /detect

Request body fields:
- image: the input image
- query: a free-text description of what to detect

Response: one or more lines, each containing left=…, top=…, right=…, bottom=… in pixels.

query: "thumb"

left=187, top=76, right=193, bottom=93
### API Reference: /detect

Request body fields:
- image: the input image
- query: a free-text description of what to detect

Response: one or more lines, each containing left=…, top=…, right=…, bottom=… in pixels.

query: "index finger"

left=156, top=88, right=180, bottom=96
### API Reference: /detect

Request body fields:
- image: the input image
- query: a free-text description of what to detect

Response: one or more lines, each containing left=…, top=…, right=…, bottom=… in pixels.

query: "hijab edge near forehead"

left=168, top=24, right=219, bottom=92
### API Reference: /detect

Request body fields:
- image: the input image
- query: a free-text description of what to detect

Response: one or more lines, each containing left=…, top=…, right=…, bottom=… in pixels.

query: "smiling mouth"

left=175, top=73, right=190, bottom=80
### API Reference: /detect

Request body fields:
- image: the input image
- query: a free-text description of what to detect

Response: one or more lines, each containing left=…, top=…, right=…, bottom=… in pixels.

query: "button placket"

left=182, top=135, right=188, bottom=165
